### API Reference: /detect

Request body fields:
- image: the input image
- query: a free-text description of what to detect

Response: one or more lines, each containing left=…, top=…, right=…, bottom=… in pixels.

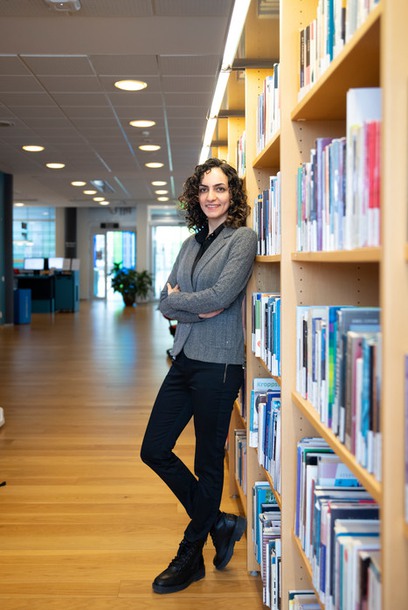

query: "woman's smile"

left=198, top=166, right=231, bottom=231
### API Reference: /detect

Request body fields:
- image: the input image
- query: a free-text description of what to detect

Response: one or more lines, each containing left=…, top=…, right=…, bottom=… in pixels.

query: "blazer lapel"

left=193, top=226, right=234, bottom=277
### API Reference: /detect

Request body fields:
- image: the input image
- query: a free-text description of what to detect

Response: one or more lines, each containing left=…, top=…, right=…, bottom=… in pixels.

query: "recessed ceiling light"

left=145, top=162, right=164, bottom=169
left=14, top=202, right=25, bottom=207
left=93, top=196, right=105, bottom=202
left=83, top=190, right=97, bottom=195
left=152, top=181, right=167, bottom=186
left=71, top=180, right=86, bottom=187
left=130, top=120, right=156, bottom=128
left=46, top=162, right=65, bottom=169
left=99, top=200, right=110, bottom=206
left=139, top=144, right=161, bottom=152
left=157, top=197, right=169, bottom=202
left=155, top=190, right=168, bottom=195
left=22, top=145, right=44, bottom=152
left=114, top=79, right=147, bottom=91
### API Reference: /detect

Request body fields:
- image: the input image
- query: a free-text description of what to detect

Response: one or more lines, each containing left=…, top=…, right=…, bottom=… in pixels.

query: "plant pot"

left=122, top=294, right=136, bottom=307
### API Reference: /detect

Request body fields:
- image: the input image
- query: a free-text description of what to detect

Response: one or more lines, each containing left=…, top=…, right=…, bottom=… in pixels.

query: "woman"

left=140, top=157, right=257, bottom=594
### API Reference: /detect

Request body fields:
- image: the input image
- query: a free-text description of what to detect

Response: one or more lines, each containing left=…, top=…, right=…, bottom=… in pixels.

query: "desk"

left=16, top=275, right=55, bottom=313
left=17, top=271, right=80, bottom=313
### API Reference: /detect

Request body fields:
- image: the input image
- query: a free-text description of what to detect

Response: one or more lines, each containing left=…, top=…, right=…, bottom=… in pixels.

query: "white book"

left=345, top=88, right=381, bottom=250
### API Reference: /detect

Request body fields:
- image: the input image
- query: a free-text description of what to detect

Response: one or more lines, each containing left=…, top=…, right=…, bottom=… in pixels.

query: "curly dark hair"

left=178, top=158, right=250, bottom=231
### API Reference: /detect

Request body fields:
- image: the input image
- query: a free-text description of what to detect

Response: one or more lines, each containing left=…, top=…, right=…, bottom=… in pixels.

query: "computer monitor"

left=23, top=257, right=45, bottom=271
left=48, top=256, right=64, bottom=270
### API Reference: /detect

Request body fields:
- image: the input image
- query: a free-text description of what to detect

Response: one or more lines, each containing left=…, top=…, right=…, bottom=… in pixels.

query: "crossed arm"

left=166, top=282, right=223, bottom=319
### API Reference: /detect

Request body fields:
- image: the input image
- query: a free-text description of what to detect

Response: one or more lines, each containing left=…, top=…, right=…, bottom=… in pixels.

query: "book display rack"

left=220, top=1, right=408, bottom=608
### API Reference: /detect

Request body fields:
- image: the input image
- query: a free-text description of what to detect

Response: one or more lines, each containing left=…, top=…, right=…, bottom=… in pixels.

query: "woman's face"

left=198, top=166, right=231, bottom=229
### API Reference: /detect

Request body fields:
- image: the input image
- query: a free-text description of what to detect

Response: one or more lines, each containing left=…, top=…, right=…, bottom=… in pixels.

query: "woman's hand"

left=167, top=282, right=180, bottom=294
left=198, top=309, right=224, bottom=319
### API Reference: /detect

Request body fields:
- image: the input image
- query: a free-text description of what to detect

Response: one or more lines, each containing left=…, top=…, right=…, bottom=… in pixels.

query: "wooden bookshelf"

left=292, top=534, right=325, bottom=610
left=252, top=130, right=280, bottom=169
left=264, top=470, right=282, bottom=510
left=234, top=473, right=247, bottom=517
left=291, top=4, right=381, bottom=122
left=292, top=391, right=382, bottom=502
left=291, top=248, right=381, bottom=263
left=256, top=254, right=281, bottom=264
left=227, top=400, right=246, bottom=502
left=222, top=0, right=408, bottom=607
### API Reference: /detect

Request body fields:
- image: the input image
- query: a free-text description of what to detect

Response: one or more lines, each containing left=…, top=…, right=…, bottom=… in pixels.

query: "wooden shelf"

left=234, top=477, right=247, bottom=517
left=255, top=355, right=281, bottom=382
left=292, top=391, right=382, bottom=503
left=233, top=398, right=246, bottom=427
left=291, top=3, right=381, bottom=121
left=292, top=534, right=325, bottom=610
left=252, top=130, right=280, bottom=169
left=291, top=248, right=381, bottom=263
left=256, top=254, right=281, bottom=264
left=264, top=469, right=282, bottom=510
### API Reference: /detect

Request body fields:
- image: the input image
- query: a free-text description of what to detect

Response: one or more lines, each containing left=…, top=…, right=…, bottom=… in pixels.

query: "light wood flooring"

left=0, top=300, right=263, bottom=609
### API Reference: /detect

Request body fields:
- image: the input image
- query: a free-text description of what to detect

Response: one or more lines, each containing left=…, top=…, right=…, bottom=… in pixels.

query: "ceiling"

left=0, top=0, right=237, bottom=209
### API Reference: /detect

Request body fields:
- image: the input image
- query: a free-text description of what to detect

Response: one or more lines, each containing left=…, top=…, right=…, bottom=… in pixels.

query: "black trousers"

left=140, top=350, right=244, bottom=542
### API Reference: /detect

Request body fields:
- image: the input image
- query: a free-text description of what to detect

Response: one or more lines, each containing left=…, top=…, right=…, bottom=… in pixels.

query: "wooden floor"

left=0, top=300, right=263, bottom=610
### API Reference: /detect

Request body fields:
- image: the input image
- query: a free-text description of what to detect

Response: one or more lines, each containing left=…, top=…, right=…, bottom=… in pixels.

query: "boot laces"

left=169, top=539, right=202, bottom=569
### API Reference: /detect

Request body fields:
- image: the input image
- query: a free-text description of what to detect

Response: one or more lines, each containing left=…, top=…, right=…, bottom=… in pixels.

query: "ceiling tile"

left=153, top=0, right=233, bottom=17
left=51, top=92, right=110, bottom=106
left=37, top=75, right=103, bottom=92
left=90, top=54, right=159, bottom=76
left=0, top=75, right=46, bottom=93
left=0, top=55, right=32, bottom=75
left=158, top=55, right=220, bottom=76
left=21, top=55, right=94, bottom=76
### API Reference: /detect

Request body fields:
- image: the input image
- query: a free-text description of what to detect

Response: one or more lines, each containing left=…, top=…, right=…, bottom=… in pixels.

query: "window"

left=13, top=207, right=56, bottom=269
left=149, top=205, right=190, bottom=299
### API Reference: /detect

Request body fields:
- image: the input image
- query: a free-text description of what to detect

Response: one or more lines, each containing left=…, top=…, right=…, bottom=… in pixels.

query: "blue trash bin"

left=14, top=289, right=31, bottom=324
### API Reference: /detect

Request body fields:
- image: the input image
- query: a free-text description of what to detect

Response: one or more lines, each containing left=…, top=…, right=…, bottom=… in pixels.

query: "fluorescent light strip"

left=222, top=0, right=252, bottom=70
left=209, top=71, right=230, bottom=119
left=199, top=0, right=251, bottom=163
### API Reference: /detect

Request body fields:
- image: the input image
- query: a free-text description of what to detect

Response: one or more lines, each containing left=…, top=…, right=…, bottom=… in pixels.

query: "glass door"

left=151, top=225, right=189, bottom=298
left=92, top=230, right=136, bottom=300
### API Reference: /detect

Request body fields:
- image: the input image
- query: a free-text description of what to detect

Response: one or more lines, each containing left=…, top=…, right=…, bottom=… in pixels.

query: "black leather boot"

left=152, top=537, right=206, bottom=594
left=210, top=512, right=247, bottom=570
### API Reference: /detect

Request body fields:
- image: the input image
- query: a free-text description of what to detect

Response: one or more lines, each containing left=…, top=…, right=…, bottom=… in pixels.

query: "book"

left=312, top=486, right=371, bottom=598
left=334, top=307, right=380, bottom=442
left=322, top=499, right=379, bottom=604
left=345, top=88, right=382, bottom=250
left=333, top=519, right=380, bottom=610
left=249, top=377, right=280, bottom=448
left=252, top=482, right=278, bottom=564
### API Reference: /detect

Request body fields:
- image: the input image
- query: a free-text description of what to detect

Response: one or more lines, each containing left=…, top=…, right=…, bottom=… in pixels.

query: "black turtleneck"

left=191, top=223, right=225, bottom=278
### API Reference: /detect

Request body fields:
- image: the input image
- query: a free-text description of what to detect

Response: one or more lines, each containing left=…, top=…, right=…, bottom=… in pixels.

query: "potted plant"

left=110, top=262, right=153, bottom=307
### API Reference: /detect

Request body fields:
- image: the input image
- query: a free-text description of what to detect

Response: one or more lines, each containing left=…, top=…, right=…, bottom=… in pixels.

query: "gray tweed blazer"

left=159, top=225, right=257, bottom=364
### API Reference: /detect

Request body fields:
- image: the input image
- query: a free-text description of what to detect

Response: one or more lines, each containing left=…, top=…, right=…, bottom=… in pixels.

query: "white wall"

left=75, top=204, right=149, bottom=300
